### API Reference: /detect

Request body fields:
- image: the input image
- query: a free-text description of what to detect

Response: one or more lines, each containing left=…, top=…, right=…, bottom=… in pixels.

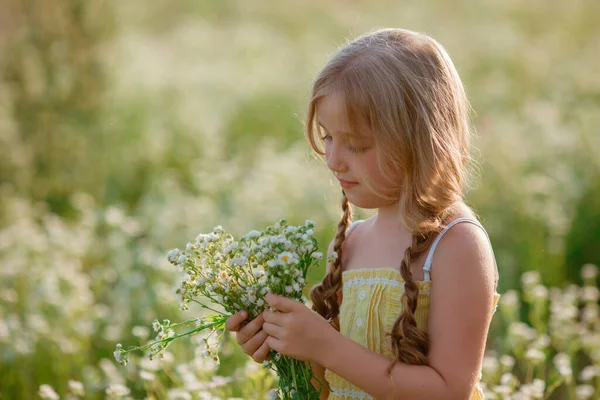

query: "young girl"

left=226, top=28, right=500, bottom=399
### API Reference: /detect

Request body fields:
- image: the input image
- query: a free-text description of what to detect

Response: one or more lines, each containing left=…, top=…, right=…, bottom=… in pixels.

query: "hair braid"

left=387, top=231, right=438, bottom=378
left=311, top=192, right=353, bottom=330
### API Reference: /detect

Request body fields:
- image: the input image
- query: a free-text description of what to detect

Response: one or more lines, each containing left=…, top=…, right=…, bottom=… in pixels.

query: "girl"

left=226, top=28, right=500, bottom=399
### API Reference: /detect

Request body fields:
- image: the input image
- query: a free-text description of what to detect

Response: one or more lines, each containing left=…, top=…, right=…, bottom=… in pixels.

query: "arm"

left=315, top=224, right=497, bottom=399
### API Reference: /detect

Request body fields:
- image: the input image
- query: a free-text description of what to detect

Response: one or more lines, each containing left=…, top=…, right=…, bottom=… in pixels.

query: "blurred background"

left=1, top=0, right=599, bottom=399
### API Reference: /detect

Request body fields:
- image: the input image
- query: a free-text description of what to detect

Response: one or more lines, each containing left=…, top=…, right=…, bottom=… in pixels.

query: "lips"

left=337, top=178, right=359, bottom=190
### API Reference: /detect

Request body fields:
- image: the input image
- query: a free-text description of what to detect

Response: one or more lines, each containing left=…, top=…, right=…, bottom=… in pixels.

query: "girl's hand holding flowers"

left=225, top=310, right=271, bottom=363
left=263, top=293, right=336, bottom=363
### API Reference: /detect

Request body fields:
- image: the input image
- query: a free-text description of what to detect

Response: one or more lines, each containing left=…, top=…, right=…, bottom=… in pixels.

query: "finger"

left=236, top=313, right=265, bottom=345
left=242, top=329, right=268, bottom=356
left=265, top=293, right=301, bottom=313
left=266, top=336, right=283, bottom=354
left=225, top=311, right=248, bottom=332
left=262, top=321, right=285, bottom=339
left=252, top=338, right=271, bottom=363
left=263, top=309, right=286, bottom=325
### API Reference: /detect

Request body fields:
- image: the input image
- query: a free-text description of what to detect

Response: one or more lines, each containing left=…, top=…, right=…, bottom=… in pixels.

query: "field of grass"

left=0, top=0, right=599, bottom=398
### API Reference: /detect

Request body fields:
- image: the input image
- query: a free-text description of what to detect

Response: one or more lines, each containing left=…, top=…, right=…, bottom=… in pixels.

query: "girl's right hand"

left=225, top=310, right=271, bottom=363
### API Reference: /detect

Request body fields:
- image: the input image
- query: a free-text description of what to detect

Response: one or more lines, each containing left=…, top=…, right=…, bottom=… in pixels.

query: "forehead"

left=316, top=94, right=371, bottom=139
left=316, top=94, right=350, bottom=131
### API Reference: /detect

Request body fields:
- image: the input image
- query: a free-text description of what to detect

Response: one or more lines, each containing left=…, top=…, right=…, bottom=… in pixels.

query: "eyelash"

left=320, top=134, right=368, bottom=154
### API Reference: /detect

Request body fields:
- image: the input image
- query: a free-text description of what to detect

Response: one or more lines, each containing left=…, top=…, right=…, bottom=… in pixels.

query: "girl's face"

left=317, top=94, right=400, bottom=209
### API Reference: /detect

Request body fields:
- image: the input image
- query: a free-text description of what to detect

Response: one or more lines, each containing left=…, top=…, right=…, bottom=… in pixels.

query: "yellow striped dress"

left=324, top=218, right=502, bottom=400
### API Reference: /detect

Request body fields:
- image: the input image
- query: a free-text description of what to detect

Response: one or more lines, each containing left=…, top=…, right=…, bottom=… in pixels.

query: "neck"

left=373, top=201, right=404, bottom=231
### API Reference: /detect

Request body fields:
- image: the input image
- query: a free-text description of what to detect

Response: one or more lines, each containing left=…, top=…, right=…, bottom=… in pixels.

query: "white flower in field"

left=302, top=234, right=308, bottom=240
left=576, top=385, right=595, bottom=400
left=532, top=334, right=550, bottom=349
left=500, top=355, right=515, bottom=369
left=582, top=286, right=600, bottom=302
left=167, top=389, right=192, bottom=400
left=330, top=251, right=338, bottom=260
left=582, top=304, right=599, bottom=324
left=197, top=276, right=207, bottom=286
left=253, top=268, right=263, bottom=278
left=298, top=277, right=305, bottom=284
left=267, top=260, right=276, bottom=268
left=311, top=252, right=323, bottom=260
left=525, top=348, right=545, bottom=363
left=581, top=264, right=598, bottom=280
left=132, top=325, right=150, bottom=339
left=285, top=286, right=293, bottom=294
left=256, top=298, right=265, bottom=307
left=306, top=229, right=314, bottom=236
left=493, top=385, right=512, bottom=396
left=530, top=379, right=545, bottom=398
left=68, top=379, right=85, bottom=396
left=305, top=220, right=316, bottom=228
left=579, top=365, right=600, bottom=381
left=292, top=282, right=301, bottom=292
left=508, top=322, right=537, bottom=342
left=500, top=290, right=519, bottom=309
left=140, top=370, right=155, bottom=381
left=167, top=248, right=181, bottom=263
left=260, top=287, right=269, bottom=295
left=106, top=383, right=131, bottom=397
left=217, top=295, right=224, bottom=303
left=39, top=384, right=59, bottom=400
left=152, top=320, right=161, bottom=332
left=201, top=349, right=210, bottom=357
left=482, top=355, right=499, bottom=374
left=258, top=275, right=267, bottom=285
left=553, top=353, right=572, bottom=378
left=500, top=373, right=517, bottom=386
left=213, top=226, right=224, bottom=234
left=521, top=270, right=541, bottom=287
left=531, top=284, right=548, bottom=301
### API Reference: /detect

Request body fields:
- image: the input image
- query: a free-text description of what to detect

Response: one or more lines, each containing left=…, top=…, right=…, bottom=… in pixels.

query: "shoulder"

left=431, top=220, right=496, bottom=286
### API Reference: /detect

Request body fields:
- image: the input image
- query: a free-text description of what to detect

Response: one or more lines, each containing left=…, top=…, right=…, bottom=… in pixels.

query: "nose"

left=326, top=142, right=347, bottom=174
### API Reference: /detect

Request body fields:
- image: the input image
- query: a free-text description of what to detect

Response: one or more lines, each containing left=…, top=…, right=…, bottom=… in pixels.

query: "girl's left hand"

left=262, top=293, right=336, bottom=362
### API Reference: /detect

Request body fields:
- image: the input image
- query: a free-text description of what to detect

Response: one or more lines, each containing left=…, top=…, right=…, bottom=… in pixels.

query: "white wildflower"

left=525, top=348, right=545, bottom=363
left=521, top=270, right=541, bottom=287
left=579, top=365, right=600, bottom=381
left=285, top=286, right=293, bottom=294
left=106, top=383, right=131, bottom=397
left=500, top=355, right=515, bottom=369
left=553, top=353, right=572, bottom=379
left=39, top=384, right=59, bottom=400
left=581, top=264, right=598, bottom=280
left=311, top=252, right=323, bottom=260
left=576, top=385, right=595, bottom=400
left=167, top=249, right=181, bottom=263
left=140, top=370, right=155, bottom=381
left=68, top=379, right=85, bottom=397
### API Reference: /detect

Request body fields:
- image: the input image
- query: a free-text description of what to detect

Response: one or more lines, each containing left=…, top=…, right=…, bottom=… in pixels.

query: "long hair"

left=308, top=29, right=474, bottom=372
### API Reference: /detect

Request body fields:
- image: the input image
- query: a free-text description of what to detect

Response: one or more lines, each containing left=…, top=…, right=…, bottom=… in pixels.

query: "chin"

left=345, top=190, right=390, bottom=209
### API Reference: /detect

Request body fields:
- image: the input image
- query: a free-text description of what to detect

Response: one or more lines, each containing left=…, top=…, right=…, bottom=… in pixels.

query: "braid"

left=311, top=192, right=353, bottom=330
left=387, top=231, right=438, bottom=376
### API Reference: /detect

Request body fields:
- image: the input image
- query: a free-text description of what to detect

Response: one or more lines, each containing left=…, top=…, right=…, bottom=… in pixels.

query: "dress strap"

left=346, top=219, right=364, bottom=237
left=422, top=218, right=498, bottom=287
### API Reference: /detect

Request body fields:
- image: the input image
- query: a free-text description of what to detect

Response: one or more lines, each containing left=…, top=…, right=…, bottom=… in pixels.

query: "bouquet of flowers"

left=114, top=219, right=325, bottom=400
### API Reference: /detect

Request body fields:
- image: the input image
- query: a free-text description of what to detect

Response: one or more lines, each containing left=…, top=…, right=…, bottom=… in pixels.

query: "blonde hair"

left=308, top=29, right=474, bottom=374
